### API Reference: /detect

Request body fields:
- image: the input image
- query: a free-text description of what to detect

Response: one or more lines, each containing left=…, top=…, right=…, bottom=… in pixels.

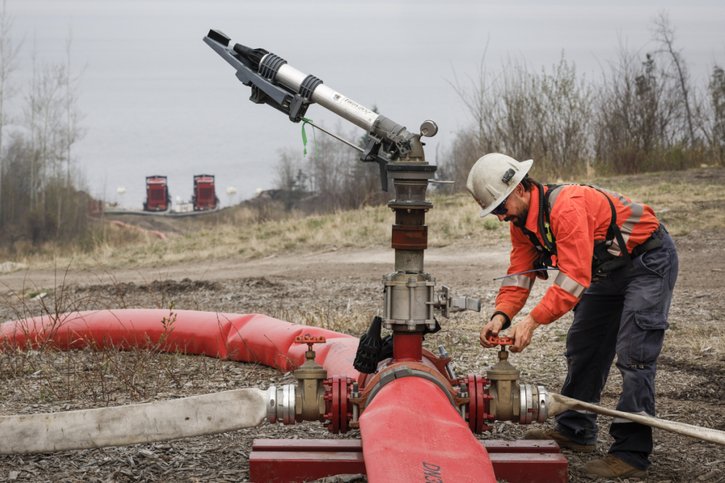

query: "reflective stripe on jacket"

left=495, top=184, right=660, bottom=324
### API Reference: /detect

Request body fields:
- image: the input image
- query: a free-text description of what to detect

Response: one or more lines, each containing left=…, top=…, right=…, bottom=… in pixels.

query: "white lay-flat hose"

left=0, top=388, right=268, bottom=454
left=548, top=393, right=725, bottom=446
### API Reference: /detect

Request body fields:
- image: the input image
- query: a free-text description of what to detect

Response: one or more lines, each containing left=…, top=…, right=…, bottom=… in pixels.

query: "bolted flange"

left=323, top=376, right=353, bottom=434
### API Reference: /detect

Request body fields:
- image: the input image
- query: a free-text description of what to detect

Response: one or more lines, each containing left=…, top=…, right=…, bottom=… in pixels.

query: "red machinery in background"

left=192, top=174, right=219, bottom=211
left=143, top=175, right=170, bottom=212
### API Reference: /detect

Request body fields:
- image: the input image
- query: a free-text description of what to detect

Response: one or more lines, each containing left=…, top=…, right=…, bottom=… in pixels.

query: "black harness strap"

left=522, top=183, right=631, bottom=278
left=540, top=184, right=560, bottom=254
left=518, top=183, right=561, bottom=278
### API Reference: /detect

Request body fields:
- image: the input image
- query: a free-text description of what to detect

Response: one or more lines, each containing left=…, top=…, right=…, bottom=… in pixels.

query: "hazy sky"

left=4, top=0, right=725, bottom=207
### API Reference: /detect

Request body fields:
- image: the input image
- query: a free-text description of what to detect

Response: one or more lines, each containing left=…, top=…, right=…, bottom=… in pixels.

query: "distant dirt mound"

left=77, top=278, right=221, bottom=296
left=102, top=209, right=234, bottom=237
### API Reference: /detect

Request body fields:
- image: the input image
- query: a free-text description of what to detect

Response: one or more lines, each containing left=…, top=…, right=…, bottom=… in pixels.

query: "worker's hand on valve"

left=508, top=314, right=541, bottom=353
left=480, top=314, right=506, bottom=348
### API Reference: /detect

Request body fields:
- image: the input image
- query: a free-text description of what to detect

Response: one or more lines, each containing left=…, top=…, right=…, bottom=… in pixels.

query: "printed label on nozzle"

left=422, top=462, right=443, bottom=482
left=331, top=93, right=378, bottom=122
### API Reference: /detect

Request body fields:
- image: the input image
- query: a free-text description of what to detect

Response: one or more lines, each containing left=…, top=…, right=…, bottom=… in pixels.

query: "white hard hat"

left=466, top=153, right=533, bottom=217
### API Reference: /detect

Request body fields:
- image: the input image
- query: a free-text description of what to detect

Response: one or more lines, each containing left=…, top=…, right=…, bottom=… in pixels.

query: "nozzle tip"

left=207, top=29, right=230, bottom=47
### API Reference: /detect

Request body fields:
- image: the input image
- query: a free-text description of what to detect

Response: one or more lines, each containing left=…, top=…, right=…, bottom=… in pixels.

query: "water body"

left=5, top=0, right=725, bottom=208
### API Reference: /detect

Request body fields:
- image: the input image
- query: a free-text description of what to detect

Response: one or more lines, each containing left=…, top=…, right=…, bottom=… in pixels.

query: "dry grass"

left=16, top=194, right=507, bottom=270
left=591, top=171, right=725, bottom=236
left=668, top=318, right=724, bottom=355
left=6, top=167, right=724, bottom=271
left=0, top=302, right=280, bottom=414
left=0, top=340, right=281, bottom=416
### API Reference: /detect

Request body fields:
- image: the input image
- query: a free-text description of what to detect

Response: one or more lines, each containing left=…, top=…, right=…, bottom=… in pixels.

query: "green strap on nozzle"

left=301, top=117, right=316, bottom=156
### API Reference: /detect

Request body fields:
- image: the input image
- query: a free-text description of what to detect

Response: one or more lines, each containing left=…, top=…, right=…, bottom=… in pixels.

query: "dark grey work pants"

left=555, top=227, right=678, bottom=470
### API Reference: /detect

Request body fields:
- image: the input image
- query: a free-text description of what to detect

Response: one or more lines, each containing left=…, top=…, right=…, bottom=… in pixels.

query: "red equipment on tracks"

left=192, top=174, right=219, bottom=211
left=143, top=175, right=170, bottom=212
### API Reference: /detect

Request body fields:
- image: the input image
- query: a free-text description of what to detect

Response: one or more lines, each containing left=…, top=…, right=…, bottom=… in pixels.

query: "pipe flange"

left=520, top=383, right=533, bottom=424
left=535, top=385, right=549, bottom=423
left=324, top=376, right=352, bottom=434
left=467, top=374, right=493, bottom=433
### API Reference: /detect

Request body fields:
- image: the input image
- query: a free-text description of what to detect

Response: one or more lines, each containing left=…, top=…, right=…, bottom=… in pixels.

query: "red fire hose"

left=360, top=376, right=496, bottom=482
left=0, top=309, right=359, bottom=378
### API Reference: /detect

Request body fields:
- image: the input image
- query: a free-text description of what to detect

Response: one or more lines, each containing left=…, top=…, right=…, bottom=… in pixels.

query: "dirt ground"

left=0, top=213, right=724, bottom=481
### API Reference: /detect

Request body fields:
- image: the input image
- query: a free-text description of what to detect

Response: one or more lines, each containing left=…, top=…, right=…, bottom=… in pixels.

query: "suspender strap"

left=592, top=187, right=631, bottom=260
left=522, top=226, right=546, bottom=254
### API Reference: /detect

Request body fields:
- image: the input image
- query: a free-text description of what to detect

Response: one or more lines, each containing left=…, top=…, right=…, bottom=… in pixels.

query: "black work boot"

left=524, top=427, right=596, bottom=452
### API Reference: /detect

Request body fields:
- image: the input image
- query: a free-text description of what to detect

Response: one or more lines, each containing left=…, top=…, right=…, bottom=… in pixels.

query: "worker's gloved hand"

left=480, top=314, right=506, bottom=348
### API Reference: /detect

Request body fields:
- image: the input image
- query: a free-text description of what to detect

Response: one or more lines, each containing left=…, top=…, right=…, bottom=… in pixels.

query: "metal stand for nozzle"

left=250, top=439, right=567, bottom=483
left=350, top=144, right=476, bottom=418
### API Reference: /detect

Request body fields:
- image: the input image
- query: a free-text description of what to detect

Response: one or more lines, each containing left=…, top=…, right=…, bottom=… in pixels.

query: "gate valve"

left=480, top=334, right=548, bottom=425
left=292, top=334, right=328, bottom=423
left=484, top=334, right=520, bottom=423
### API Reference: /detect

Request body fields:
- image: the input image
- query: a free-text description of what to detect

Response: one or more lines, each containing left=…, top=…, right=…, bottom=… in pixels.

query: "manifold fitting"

left=266, top=384, right=296, bottom=424
left=484, top=341, right=549, bottom=425
left=518, top=384, right=549, bottom=424
left=266, top=336, right=330, bottom=426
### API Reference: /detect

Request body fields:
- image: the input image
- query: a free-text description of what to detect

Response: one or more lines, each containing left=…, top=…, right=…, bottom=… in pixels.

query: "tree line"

left=276, top=13, right=725, bottom=207
left=272, top=120, right=388, bottom=213
left=1, top=9, right=722, bottom=252
left=0, top=3, right=88, bottom=253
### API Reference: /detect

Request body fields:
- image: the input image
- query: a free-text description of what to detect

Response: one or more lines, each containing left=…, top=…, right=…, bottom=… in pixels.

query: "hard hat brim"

left=478, top=159, right=533, bottom=218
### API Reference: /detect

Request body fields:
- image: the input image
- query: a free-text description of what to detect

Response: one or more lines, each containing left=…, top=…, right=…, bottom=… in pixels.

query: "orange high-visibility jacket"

left=495, top=184, right=660, bottom=324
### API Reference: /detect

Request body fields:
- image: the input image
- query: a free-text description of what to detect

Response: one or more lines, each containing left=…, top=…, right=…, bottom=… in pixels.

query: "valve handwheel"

left=295, top=334, right=326, bottom=351
left=485, top=335, right=514, bottom=346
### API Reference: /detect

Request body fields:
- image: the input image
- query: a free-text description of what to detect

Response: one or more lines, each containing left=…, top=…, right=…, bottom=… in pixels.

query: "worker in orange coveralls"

left=467, top=153, right=678, bottom=479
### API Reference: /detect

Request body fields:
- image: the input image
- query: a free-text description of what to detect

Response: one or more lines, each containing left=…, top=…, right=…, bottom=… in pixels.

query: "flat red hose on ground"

left=0, top=309, right=359, bottom=378
left=360, top=376, right=496, bottom=483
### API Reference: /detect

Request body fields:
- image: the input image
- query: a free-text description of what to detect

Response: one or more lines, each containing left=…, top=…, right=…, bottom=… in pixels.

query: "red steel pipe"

left=392, top=332, right=423, bottom=361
